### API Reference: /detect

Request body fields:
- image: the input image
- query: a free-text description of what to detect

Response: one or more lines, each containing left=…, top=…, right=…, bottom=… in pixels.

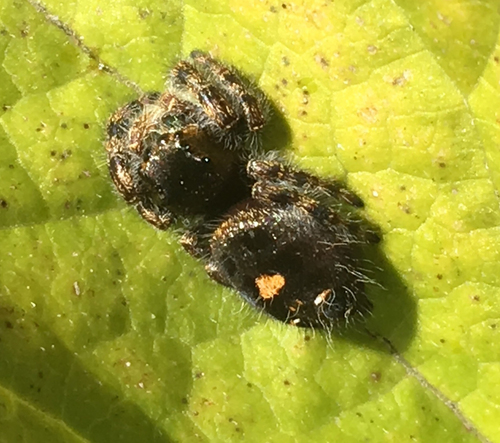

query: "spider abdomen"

left=206, top=201, right=373, bottom=329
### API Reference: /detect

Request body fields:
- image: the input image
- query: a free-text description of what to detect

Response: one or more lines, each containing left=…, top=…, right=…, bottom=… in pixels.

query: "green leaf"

left=1, top=0, right=499, bottom=442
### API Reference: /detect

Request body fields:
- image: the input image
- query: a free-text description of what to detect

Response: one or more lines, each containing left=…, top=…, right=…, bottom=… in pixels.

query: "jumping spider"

left=105, top=51, right=378, bottom=331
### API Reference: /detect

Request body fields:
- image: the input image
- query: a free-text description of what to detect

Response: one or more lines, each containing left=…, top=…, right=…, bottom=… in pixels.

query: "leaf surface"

left=1, top=1, right=500, bottom=442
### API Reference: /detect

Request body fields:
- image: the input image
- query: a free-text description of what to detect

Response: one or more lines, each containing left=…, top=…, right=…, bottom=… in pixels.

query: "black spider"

left=105, top=51, right=379, bottom=331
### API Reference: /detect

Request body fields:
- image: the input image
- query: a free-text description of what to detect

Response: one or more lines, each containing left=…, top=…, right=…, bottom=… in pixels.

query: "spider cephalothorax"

left=105, top=51, right=268, bottom=229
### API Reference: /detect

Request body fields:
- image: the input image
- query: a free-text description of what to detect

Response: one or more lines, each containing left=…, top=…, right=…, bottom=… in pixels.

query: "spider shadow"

left=330, top=236, right=417, bottom=354
left=260, top=100, right=293, bottom=154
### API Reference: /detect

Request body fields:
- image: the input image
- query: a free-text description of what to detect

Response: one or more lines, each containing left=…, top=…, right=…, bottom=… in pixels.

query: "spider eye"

left=162, top=115, right=177, bottom=128
left=162, top=113, right=190, bottom=130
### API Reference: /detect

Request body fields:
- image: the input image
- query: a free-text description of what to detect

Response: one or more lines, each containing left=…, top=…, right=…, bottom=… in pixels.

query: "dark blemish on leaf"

left=38, top=121, right=46, bottom=131
left=438, top=162, right=446, bottom=168
left=282, top=56, right=290, bottom=66
left=247, top=382, right=253, bottom=388
left=61, top=123, right=68, bottom=129
left=371, top=372, right=381, bottom=382
left=202, top=398, right=214, bottom=406
left=494, top=56, right=499, bottom=64
left=281, top=78, right=288, bottom=86
left=392, top=72, right=409, bottom=86
left=398, top=203, right=411, bottom=214
left=436, top=274, right=443, bottom=280
left=50, top=150, right=57, bottom=157
left=195, top=371, right=205, bottom=379
left=440, top=338, right=445, bottom=343
left=314, top=54, right=329, bottom=70
left=228, top=418, right=241, bottom=433
left=490, top=323, right=497, bottom=329
left=8, top=164, right=14, bottom=169
left=0, top=199, right=8, bottom=209
left=302, top=90, right=309, bottom=104
left=281, top=3, right=287, bottom=9
left=181, top=397, right=188, bottom=404
left=270, top=5, right=277, bottom=12
left=283, top=380, right=291, bottom=386
left=60, top=149, right=72, bottom=160
left=472, top=295, right=480, bottom=302
left=138, top=8, right=151, bottom=19
left=5, top=320, right=13, bottom=329
left=83, top=123, right=90, bottom=129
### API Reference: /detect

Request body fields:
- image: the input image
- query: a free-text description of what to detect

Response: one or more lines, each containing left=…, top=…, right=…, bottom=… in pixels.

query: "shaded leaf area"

left=0, top=0, right=500, bottom=442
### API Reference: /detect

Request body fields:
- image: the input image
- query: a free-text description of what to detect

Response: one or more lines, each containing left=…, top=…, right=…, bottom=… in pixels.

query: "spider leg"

left=247, top=159, right=364, bottom=208
left=204, top=262, right=232, bottom=287
left=136, top=201, right=172, bottom=230
left=248, top=159, right=380, bottom=244
left=181, top=226, right=232, bottom=287
left=169, top=60, right=238, bottom=131
left=180, top=226, right=211, bottom=259
left=189, top=50, right=267, bottom=132
left=251, top=179, right=311, bottom=208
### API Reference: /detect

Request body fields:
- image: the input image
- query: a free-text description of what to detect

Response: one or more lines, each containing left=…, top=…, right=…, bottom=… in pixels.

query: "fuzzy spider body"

left=105, top=52, right=378, bottom=331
